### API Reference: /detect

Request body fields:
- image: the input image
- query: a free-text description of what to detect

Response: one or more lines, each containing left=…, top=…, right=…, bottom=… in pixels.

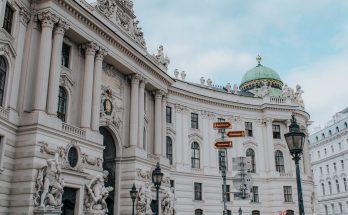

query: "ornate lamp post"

left=130, top=183, right=138, bottom=215
left=152, top=162, right=163, bottom=215
left=284, top=114, right=306, bottom=215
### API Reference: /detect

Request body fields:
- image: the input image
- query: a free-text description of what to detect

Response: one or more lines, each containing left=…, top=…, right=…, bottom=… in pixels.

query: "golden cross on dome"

left=256, top=54, right=262, bottom=65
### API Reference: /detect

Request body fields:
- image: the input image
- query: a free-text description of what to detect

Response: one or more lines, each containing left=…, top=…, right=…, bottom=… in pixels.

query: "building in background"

left=0, top=0, right=315, bottom=214
left=309, top=108, right=348, bottom=215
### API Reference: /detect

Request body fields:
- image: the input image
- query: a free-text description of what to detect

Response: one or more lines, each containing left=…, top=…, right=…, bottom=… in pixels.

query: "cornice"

left=309, top=129, right=348, bottom=149
left=310, top=150, right=348, bottom=165
left=54, top=0, right=174, bottom=87
left=168, top=87, right=309, bottom=117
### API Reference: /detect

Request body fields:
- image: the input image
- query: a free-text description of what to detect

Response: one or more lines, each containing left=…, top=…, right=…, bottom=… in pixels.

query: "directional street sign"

left=214, top=141, right=233, bottom=148
left=213, top=122, right=232, bottom=129
left=226, top=131, right=245, bottom=138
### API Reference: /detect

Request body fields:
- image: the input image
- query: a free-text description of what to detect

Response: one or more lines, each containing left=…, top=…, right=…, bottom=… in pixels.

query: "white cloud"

left=285, top=53, right=348, bottom=129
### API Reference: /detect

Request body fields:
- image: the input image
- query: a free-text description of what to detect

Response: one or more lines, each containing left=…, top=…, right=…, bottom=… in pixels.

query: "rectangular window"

left=317, top=151, right=320, bottom=158
left=331, top=145, right=334, bottom=153
left=326, top=165, right=329, bottom=174
left=3, top=4, right=14, bottom=34
left=341, top=160, right=345, bottom=170
left=166, top=106, right=172, bottom=123
left=320, top=167, right=323, bottom=175
left=61, top=43, right=71, bottom=68
left=283, top=186, right=293, bottom=202
left=194, top=182, right=202, bottom=200
left=170, top=180, right=175, bottom=188
left=191, top=113, right=199, bottom=129
left=218, top=118, right=225, bottom=133
left=222, top=185, right=230, bottom=202
left=251, top=186, right=259, bottom=203
left=272, top=125, right=281, bottom=139
left=245, top=122, right=253, bottom=137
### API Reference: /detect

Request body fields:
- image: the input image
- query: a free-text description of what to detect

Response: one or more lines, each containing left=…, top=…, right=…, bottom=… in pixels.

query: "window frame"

left=251, top=186, right=259, bottom=203
left=195, top=209, right=203, bottom=215
left=275, top=150, right=285, bottom=173
left=166, top=136, right=173, bottom=165
left=245, top=122, right=253, bottom=137
left=283, top=186, right=293, bottom=202
left=57, top=86, right=68, bottom=122
left=246, top=148, right=256, bottom=173
left=0, top=56, right=7, bottom=107
left=191, top=142, right=200, bottom=169
left=61, top=42, right=71, bottom=68
left=191, top=113, right=199, bottom=129
left=166, top=106, right=172, bottom=123
left=194, top=182, right=202, bottom=201
left=272, top=124, right=281, bottom=139
left=2, top=4, right=14, bottom=34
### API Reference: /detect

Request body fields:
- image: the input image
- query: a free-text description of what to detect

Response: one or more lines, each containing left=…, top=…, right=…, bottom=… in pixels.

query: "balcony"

left=62, top=123, right=86, bottom=139
left=0, top=106, right=9, bottom=120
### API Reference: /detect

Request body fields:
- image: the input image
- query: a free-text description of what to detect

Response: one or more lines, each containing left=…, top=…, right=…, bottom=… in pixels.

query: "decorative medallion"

left=103, top=89, right=113, bottom=115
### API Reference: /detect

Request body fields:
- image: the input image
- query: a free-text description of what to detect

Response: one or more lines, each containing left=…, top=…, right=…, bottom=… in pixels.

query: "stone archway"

left=100, top=127, right=116, bottom=215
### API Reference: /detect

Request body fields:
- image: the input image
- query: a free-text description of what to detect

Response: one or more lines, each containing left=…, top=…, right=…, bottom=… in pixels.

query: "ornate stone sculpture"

left=161, top=187, right=176, bottom=215
left=174, top=69, right=179, bottom=79
left=233, top=84, right=238, bottom=94
left=206, top=78, right=212, bottom=87
left=294, top=84, right=304, bottom=107
left=282, top=84, right=294, bottom=99
left=136, top=182, right=153, bottom=215
left=226, top=83, right=231, bottom=93
left=200, top=77, right=205, bottom=85
left=85, top=171, right=114, bottom=214
left=181, top=71, right=186, bottom=81
left=154, top=45, right=170, bottom=67
left=96, top=0, right=117, bottom=18
left=33, top=153, right=64, bottom=209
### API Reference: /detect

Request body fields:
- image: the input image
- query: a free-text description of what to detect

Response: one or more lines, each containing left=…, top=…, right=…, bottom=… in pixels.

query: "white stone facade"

left=0, top=0, right=315, bottom=214
left=309, top=109, right=348, bottom=215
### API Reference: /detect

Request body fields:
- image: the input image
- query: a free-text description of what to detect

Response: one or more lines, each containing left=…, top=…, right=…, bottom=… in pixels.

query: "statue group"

left=136, top=182, right=175, bottom=215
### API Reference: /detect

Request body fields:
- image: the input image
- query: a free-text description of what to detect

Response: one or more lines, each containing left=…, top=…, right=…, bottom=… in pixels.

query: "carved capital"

left=263, top=117, right=273, bottom=126
left=96, top=48, right=108, bottom=61
left=153, top=90, right=164, bottom=99
left=129, top=74, right=141, bottom=84
left=54, top=19, right=70, bottom=35
left=139, top=78, right=147, bottom=88
left=37, top=10, right=59, bottom=28
left=84, top=42, right=98, bottom=56
left=19, top=8, right=30, bottom=26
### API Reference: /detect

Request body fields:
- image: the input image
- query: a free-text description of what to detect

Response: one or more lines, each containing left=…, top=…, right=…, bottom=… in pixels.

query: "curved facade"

left=0, top=0, right=315, bottom=214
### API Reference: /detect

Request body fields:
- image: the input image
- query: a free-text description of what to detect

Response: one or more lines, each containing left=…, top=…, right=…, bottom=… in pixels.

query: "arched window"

left=329, top=130, right=332, bottom=135
left=166, top=136, right=173, bottom=165
left=195, top=209, right=203, bottom=215
left=321, top=183, right=325, bottom=195
left=0, top=56, right=7, bottom=106
left=57, top=86, right=67, bottom=122
left=322, top=133, right=325, bottom=138
left=344, top=178, right=347, bottom=191
left=315, top=136, right=318, bottom=142
left=336, top=180, right=340, bottom=193
left=336, top=126, right=339, bottom=132
left=328, top=181, right=332, bottom=194
left=339, top=203, right=343, bottom=213
left=227, top=210, right=231, bottom=215
left=286, top=210, right=294, bottom=215
left=324, top=205, right=328, bottom=215
left=345, top=122, right=348, bottom=129
left=275, top=150, right=285, bottom=173
left=252, top=210, right=260, bottom=215
left=246, top=148, right=256, bottom=173
left=191, top=142, right=200, bottom=169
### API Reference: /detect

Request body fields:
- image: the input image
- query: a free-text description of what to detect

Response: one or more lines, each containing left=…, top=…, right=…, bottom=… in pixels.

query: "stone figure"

left=96, top=0, right=117, bottom=18
left=161, top=187, right=176, bottom=215
left=282, top=84, right=294, bottom=99
left=294, top=84, right=304, bottom=107
left=181, top=71, right=186, bottom=81
left=33, top=153, right=64, bottom=209
left=200, top=77, right=205, bottom=85
left=233, top=84, right=238, bottom=94
left=154, top=45, right=170, bottom=67
left=85, top=170, right=114, bottom=213
left=174, top=69, right=179, bottom=79
left=206, top=78, right=212, bottom=87
left=226, top=83, right=231, bottom=93
left=136, top=182, right=153, bottom=215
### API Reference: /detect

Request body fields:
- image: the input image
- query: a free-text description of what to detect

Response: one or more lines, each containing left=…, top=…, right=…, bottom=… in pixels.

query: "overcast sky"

left=131, top=0, right=348, bottom=132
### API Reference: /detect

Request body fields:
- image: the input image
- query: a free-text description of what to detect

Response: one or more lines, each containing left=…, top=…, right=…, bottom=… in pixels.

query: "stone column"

left=154, top=90, right=163, bottom=155
left=129, top=74, right=141, bottom=147
left=9, top=8, right=30, bottom=110
left=265, top=118, right=276, bottom=172
left=47, top=19, right=70, bottom=115
left=33, top=11, right=58, bottom=111
left=138, top=79, right=146, bottom=148
left=175, top=105, right=183, bottom=165
left=161, top=94, right=167, bottom=156
left=80, top=42, right=98, bottom=128
left=91, top=49, right=107, bottom=131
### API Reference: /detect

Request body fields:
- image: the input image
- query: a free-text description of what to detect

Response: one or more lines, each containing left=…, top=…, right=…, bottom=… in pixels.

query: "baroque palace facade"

left=0, top=0, right=315, bottom=214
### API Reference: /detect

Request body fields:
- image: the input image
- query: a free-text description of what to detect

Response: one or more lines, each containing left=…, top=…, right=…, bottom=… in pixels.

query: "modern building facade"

left=0, top=0, right=315, bottom=214
left=309, top=109, right=348, bottom=215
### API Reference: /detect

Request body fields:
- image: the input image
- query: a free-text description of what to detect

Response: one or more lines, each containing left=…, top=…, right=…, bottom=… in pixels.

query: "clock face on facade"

left=104, top=99, right=113, bottom=115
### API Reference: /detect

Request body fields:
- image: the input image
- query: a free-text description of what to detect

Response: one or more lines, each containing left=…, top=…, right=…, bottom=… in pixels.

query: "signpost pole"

left=219, top=149, right=228, bottom=215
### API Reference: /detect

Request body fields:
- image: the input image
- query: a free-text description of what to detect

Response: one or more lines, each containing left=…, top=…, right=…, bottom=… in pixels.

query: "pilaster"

left=154, top=90, right=164, bottom=155
left=138, top=78, right=146, bottom=148
left=129, top=74, right=141, bottom=147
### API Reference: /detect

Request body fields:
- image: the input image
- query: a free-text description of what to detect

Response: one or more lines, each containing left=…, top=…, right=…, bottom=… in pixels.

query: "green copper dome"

left=239, top=55, right=283, bottom=93
left=240, top=64, right=281, bottom=85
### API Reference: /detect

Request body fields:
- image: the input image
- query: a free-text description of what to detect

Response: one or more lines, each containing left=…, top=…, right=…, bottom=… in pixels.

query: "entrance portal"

left=61, top=187, right=77, bottom=215
left=100, top=127, right=116, bottom=215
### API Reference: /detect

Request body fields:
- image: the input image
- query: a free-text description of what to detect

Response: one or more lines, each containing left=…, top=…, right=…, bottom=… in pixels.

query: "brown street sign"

left=226, top=131, right=245, bottom=138
left=213, top=122, right=232, bottom=129
left=214, top=141, right=233, bottom=148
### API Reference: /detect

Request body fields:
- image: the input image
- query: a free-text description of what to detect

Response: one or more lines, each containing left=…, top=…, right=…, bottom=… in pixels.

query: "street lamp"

left=284, top=114, right=306, bottom=215
left=129, top=183, right=138, bottom=215
left=152, top=162, right=163, bottom=215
